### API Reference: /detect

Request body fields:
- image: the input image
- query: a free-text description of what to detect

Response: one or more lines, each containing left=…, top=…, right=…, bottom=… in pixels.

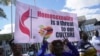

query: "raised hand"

left=63, top=38, right=69, bottom=45
left=43, top=37, right=48, bottom=44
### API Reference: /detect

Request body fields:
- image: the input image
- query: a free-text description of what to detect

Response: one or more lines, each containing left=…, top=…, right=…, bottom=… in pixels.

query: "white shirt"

left=90, top=36, right=100, bottom=45
left=90, top=36, right=100, bottom=56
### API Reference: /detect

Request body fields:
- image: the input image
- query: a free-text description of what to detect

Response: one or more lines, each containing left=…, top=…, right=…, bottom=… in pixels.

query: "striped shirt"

left=77, top=40, right=97, bottom=56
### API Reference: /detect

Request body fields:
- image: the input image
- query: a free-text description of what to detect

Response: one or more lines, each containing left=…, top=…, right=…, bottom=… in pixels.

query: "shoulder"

left=85, top=44, right=97, bottom=56
left=84, top=42, right=96, bottom=53
left=77, top=42, right=91, bottom=51
left=84, top=42, right=92, bottom=48
left=92, top=36, right=100, bottom=40
left=92, top=36, right=96, bottom=40
left=77, top=41, right=85, bottom=47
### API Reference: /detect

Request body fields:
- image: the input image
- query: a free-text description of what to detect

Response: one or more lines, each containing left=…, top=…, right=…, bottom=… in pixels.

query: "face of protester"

left=50, top=40, right=64, bottom=55
left=81, top=32, right=88, bottom=41
left=11, top=44, right=22, bottom=55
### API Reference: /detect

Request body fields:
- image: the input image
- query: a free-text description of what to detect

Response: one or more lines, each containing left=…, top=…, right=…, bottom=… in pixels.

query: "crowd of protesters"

left=0, top=30, right=100, bottom=56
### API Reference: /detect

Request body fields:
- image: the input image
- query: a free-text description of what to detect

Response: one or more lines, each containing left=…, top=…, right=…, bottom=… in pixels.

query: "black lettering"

left=51, top=20, right=55, bottom=25
left=67, top=28, right=74, bottom=31
left=67, top=32, right=74, bottom=37
left=69, top=22, right=74, bottom=26
left=56, top=32, right=67, bottom=38
left=61, top=27, right=66, bottom=31
left=56, top=21, right=59, bottom=25
left=60, top=21, right=66, bottom=26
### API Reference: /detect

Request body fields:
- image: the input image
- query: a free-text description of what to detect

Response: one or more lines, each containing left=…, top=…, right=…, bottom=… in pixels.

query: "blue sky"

left=0, top=0, right=100, bottom=34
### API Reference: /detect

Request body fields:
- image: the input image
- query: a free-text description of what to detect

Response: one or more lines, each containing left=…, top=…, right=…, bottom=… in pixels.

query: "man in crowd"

left=78, top=31, right=97, bottom=56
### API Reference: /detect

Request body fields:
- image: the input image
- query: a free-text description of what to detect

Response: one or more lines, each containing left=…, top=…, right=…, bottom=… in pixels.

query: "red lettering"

left=37, top=11, right=73, bottom=21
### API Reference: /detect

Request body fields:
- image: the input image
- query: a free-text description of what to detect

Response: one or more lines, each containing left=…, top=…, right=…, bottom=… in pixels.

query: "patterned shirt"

left=78, top=40, right=97, bottom=56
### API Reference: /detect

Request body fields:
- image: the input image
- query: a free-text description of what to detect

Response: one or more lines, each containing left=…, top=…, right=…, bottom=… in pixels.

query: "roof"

left=78, top=16, right=86, bottom=22
left=82, top=19, right=97, bottom=25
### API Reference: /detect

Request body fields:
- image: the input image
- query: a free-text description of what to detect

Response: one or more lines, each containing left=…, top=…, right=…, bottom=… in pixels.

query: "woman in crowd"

left=37, top=38, right=79, bottom=56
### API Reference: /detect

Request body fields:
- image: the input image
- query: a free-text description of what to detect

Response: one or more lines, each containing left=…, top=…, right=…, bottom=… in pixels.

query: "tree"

left=0, top=8, right=6, bottom=18
left=0, top=34, right=12, bottom=41
left=0, top=0, right=10, bottom=18
left=0, top=0, right=16, bottom=19
left=0, top=0, right=16, bottom=18
left=0, top=0, right=11, bottom=6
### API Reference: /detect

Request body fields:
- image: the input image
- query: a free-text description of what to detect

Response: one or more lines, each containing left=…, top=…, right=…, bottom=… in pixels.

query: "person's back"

left=78, top=40, right=97, bottom=56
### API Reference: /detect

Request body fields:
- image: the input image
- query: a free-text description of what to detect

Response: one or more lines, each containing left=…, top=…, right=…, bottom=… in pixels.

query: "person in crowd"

left=77, top=31, right=97, bottom=56
left=9, top=39, right=23, bottom=56
left=37, top=38, right=79, bottom=56
left=90, top=30, right=100, bottom=56
left=10, top=43, right=23, bottom=56
left=28, top=44, right=37, bottom=56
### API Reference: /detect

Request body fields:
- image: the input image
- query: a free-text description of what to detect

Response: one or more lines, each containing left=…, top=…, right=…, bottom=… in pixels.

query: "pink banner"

left=14, top=1, right=80, bottom=43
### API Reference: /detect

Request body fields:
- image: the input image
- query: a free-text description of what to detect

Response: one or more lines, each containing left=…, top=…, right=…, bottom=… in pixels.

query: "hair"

left=51, top=40, right=64, bottom=56
left=9, top=39, right=22, bottom=56
left=80, top=31, right=88, bottom=41
left=29, top=44, right=36, bottom=51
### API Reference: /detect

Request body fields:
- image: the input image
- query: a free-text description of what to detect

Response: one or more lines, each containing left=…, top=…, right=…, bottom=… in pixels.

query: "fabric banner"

left=14, top=1, right=80, bottom=43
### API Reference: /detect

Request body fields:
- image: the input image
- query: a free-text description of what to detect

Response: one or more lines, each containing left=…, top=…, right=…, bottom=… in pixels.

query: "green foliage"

left=0, top=0, right=11, bottom=19
left=0, top=34, right=12, bottom=41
